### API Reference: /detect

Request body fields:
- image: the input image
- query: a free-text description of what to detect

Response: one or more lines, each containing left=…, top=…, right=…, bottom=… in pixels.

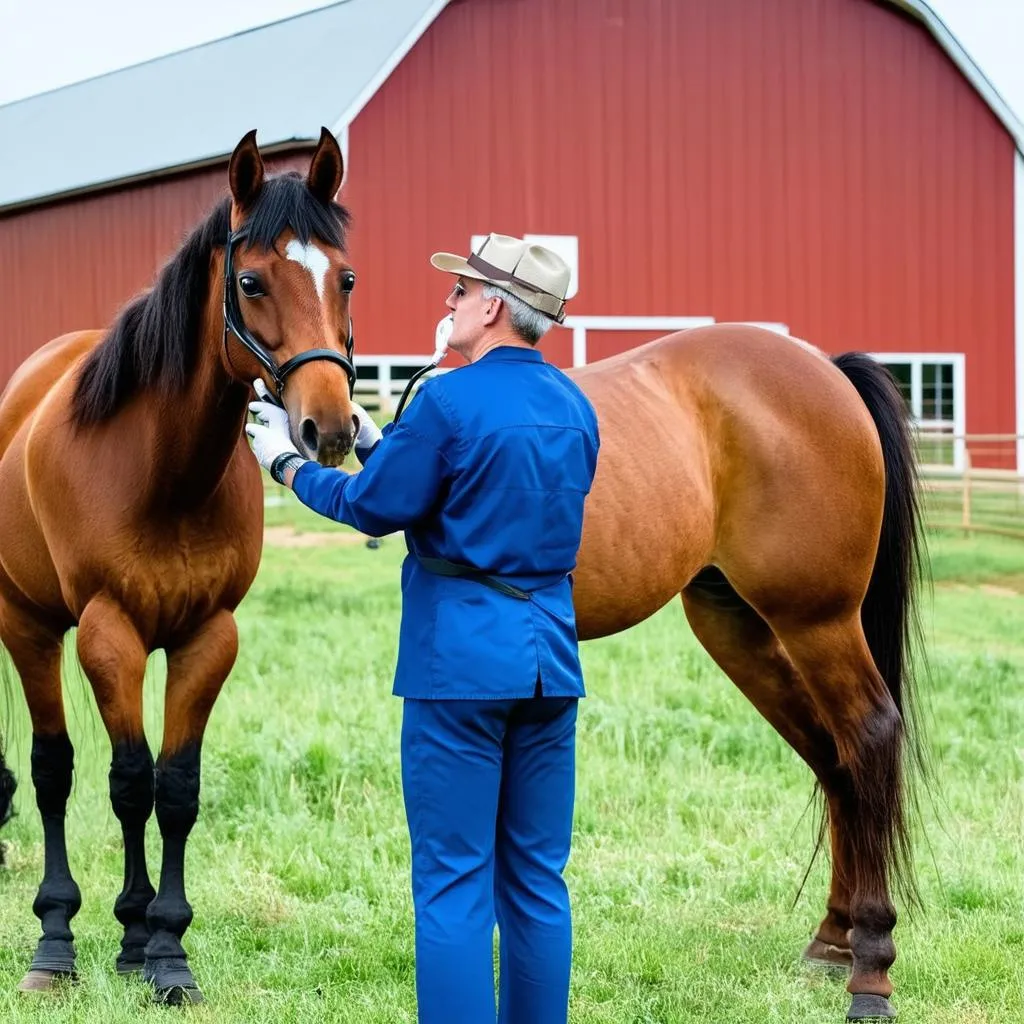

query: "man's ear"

left=482, top=293, right=503, bottom=327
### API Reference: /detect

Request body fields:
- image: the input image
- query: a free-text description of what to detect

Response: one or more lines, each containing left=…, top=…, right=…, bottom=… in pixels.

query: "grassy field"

left=0, top=513, right=1022, bottom=1023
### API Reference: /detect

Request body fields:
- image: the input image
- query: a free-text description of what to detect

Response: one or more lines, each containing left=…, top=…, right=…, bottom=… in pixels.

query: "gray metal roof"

left=0, top=0, right=446, bottom=212
left=0, top=0, right=1019, bottom=214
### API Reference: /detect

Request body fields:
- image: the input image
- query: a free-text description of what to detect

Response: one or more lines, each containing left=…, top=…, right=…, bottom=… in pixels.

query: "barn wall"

left=343, top=0, right=1015, bottom=448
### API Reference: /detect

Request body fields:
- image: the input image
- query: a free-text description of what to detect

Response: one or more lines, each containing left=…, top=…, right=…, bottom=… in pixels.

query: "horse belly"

left=572, top=445, right=714, bottom=640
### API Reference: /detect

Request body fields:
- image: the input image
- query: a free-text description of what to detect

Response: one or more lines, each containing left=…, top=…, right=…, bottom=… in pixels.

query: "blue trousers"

left=401, top=694, right=579, bottom=1024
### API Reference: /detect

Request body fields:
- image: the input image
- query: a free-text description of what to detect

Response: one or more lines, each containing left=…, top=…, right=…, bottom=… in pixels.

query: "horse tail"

left=832, top=351, right=931, bottom=906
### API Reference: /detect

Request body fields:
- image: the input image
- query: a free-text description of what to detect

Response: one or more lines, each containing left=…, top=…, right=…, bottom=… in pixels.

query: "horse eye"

left=238, top=274, right=264, bottom=298
left=341, top=271, right=356, bottom=294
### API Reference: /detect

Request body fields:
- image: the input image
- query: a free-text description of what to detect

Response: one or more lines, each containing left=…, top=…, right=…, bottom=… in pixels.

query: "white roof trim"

left=888, top=0, right=1024, bottom=152
left=331, top=0, right=450, bottom=135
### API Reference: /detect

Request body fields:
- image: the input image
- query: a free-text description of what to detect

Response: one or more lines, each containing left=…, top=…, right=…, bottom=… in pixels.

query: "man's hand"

left=246, top=380, right=302, bottom=480
left=251, top=378, right=290, bottom=434
left=352, top=402, right=383, bottom=465
left=245, top=422, right=301, bottom=475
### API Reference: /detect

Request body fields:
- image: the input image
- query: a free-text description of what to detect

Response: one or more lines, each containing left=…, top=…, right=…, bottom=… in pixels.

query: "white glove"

left=352, top=402, right=382, bottom=447
left=245, top=422, right=301, bottom=477
left=246, top=380, right=300, bottom=478
left=251, top=379, right=290, bottom=432
left=352, top=401, right=382, bottom=464
left=434, top=314, right=453, bottom=364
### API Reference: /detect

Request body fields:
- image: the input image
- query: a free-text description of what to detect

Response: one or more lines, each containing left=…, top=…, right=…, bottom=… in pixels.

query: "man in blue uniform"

left=246, top=233, right=600, bottom=1024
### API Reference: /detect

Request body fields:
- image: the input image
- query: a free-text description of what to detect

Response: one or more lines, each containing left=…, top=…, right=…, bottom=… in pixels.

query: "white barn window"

left=870, top=353, right=966, bottom=470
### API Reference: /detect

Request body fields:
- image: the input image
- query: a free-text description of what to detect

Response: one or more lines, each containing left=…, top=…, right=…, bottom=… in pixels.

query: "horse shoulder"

left=0, top=331, right=101, bottom=458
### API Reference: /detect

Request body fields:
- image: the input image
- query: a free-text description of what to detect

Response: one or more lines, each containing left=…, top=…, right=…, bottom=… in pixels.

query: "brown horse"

left=0, top=128, right=361, bottom=1003
left=567, top=326, right=927, bottom=1021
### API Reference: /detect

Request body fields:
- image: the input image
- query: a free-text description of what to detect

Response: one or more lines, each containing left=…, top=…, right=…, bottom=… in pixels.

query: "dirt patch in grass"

left=263, top=526, right=375, bottom=548
left=939, top=576, right=1024, bottom=597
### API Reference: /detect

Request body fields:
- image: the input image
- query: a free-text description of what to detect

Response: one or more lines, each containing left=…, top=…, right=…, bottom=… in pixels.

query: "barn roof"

left=0, top=0, right=1019, bottom=214
left=0, top=0, right=446, bottom=213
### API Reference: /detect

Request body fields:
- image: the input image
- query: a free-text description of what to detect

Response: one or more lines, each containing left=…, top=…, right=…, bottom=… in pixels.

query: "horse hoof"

left=116, top=956, right=145, bottom=976
left=154, top=984, right=204, bottom=1006
left=17, top=969, right=76, bottom=993
left=802, top=937, right=854, bottom=970
left=847, top=993, right=897, bottom=1019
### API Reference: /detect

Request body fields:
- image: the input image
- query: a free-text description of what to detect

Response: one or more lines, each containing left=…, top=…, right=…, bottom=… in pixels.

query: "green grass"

left=0, top=527, right=1022, bottom=1022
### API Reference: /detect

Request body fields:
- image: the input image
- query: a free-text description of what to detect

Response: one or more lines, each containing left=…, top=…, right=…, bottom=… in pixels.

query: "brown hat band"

left=466, top=252, right=566, bottom=322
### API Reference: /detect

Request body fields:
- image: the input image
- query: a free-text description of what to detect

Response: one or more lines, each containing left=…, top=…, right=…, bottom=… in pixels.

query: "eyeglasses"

left=449, top=280, right=467, bottom=301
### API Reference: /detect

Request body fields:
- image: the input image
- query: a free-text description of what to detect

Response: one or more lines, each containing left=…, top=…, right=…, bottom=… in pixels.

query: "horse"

left=566, top=326, right=928, bottom=1021
left=0, top=127, right=361, bottom=1003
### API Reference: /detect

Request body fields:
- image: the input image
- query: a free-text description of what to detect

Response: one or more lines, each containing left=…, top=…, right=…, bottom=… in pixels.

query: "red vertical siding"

left=0, top=153, right=310, bottom=385
left=0, top=1, right=1016, bottom=456
left=343, top=0, right=1015, bottom=444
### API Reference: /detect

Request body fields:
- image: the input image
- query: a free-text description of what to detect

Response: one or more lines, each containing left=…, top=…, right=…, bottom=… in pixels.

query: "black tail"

left=832, top=352, right=931, bottom=906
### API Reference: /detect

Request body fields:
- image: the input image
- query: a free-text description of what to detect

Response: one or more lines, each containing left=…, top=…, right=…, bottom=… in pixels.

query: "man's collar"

left=478, top=345, right=543, bottom=363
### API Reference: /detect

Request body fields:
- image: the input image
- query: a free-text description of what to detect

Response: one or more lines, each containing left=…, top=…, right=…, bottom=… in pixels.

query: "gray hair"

left=482, top=283, right=555, bottom=344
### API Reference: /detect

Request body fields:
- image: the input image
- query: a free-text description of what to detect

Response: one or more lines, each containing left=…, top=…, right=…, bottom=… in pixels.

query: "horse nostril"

left=299, top=417, right=320, bottom=457
left=351, top=413, right=360, bottom=436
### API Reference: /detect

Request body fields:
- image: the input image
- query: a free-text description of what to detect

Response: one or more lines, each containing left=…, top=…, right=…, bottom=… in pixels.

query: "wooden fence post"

left=961, top=448, right=972, bottom=536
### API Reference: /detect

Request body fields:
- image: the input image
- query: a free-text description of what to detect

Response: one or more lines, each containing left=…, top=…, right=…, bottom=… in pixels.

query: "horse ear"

left=229, top=129, right=265, bottom=211
left=307, top=127, right=344, bottom=205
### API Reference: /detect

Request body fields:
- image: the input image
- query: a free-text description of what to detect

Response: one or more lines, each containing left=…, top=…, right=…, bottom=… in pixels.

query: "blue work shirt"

left=291, top=346, right=600, bottom=699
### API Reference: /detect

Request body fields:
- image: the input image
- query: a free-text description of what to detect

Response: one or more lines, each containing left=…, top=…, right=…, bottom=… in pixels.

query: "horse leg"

left=681, top=584, right=853, bottom=969
left=144, top=609, right=238, bottom=1005
left=75, top=597, right=156, bottom=976
left=778, top=617, right=905, bottom=1021
left=0, top=599, right=80, bottom=992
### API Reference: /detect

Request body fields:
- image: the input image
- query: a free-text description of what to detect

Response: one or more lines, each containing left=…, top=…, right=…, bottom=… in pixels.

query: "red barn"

left=1, top=0, right=1021, bottom=470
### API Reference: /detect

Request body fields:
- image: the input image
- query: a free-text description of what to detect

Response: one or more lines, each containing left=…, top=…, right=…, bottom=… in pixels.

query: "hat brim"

left=429, top=252, right=491, bottom=281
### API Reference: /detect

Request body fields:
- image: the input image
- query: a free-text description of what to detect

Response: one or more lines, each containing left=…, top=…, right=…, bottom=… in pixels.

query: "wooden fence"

left=918, top=434, right=1024, bottom=540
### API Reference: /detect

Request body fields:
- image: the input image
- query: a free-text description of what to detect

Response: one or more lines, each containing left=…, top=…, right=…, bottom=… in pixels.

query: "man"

left=246, top=233, right=600, bottom=1024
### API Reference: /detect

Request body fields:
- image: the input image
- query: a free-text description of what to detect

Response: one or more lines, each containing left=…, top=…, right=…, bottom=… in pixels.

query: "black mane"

left=71, top=172, right=351, bottom=426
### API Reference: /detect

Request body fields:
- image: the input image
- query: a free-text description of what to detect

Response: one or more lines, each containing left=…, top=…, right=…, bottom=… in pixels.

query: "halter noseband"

left=222, top=225, right=357, bottom=400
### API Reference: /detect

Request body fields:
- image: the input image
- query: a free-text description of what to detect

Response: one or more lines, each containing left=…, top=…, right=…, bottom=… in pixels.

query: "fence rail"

left=918, top=433, right=1024, bottom=540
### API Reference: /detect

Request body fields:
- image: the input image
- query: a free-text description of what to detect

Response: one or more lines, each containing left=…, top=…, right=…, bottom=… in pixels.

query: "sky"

left=0, top=0, right=1021, bottom=122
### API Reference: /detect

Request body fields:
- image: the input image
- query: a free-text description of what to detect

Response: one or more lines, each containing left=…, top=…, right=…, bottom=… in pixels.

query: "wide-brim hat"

left=430, top=233, right=570, bottom=323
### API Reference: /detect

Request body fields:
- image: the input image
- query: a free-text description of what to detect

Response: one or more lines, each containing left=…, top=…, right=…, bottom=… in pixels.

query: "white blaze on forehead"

left=285, top=239, right=331, bottom=302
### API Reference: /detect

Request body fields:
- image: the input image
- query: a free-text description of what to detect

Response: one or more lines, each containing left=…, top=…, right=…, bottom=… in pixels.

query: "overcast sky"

left=0, top=0, right=1021, bottom=121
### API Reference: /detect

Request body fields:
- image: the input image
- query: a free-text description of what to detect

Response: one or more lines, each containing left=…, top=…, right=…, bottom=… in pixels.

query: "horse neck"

left=146, top=290, right=250, bottom=508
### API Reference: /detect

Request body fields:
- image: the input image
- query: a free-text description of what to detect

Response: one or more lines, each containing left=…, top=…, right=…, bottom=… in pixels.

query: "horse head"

left=223, top=128, right=359, bottom=466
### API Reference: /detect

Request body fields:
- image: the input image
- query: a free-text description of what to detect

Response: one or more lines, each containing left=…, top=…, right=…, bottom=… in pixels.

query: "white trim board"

left=331, top=0, right=451, bottom=135
left=562, top=315, right=715, bottom=368
left=869, top=351, right=967, bottom=470
left=889, top=0, right=1024, bottom=151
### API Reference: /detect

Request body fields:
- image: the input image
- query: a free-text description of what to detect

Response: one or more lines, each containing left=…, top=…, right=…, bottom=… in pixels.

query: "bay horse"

left=0, top=127, right=361, bottom=1003
left=567, top=327, right=927, bottom=1021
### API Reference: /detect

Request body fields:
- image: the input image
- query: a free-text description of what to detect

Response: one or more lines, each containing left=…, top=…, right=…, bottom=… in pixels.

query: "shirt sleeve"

left=291, top=385, right=454, bottom=537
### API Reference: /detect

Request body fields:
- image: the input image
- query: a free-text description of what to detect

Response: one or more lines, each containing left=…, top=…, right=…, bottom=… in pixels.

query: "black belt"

left=416, top=556, right=532, bottom=601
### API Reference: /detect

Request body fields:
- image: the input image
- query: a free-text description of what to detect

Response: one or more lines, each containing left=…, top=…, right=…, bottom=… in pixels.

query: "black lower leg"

left=29, top=733, right=82, bottom=976
left=0, top=748, right=15, bottom=867
left=843, top=703, right=902, bottom=1019
left=144, top=742, right=202, bottom=1003
left=109, top=740, right=156, bottom=973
